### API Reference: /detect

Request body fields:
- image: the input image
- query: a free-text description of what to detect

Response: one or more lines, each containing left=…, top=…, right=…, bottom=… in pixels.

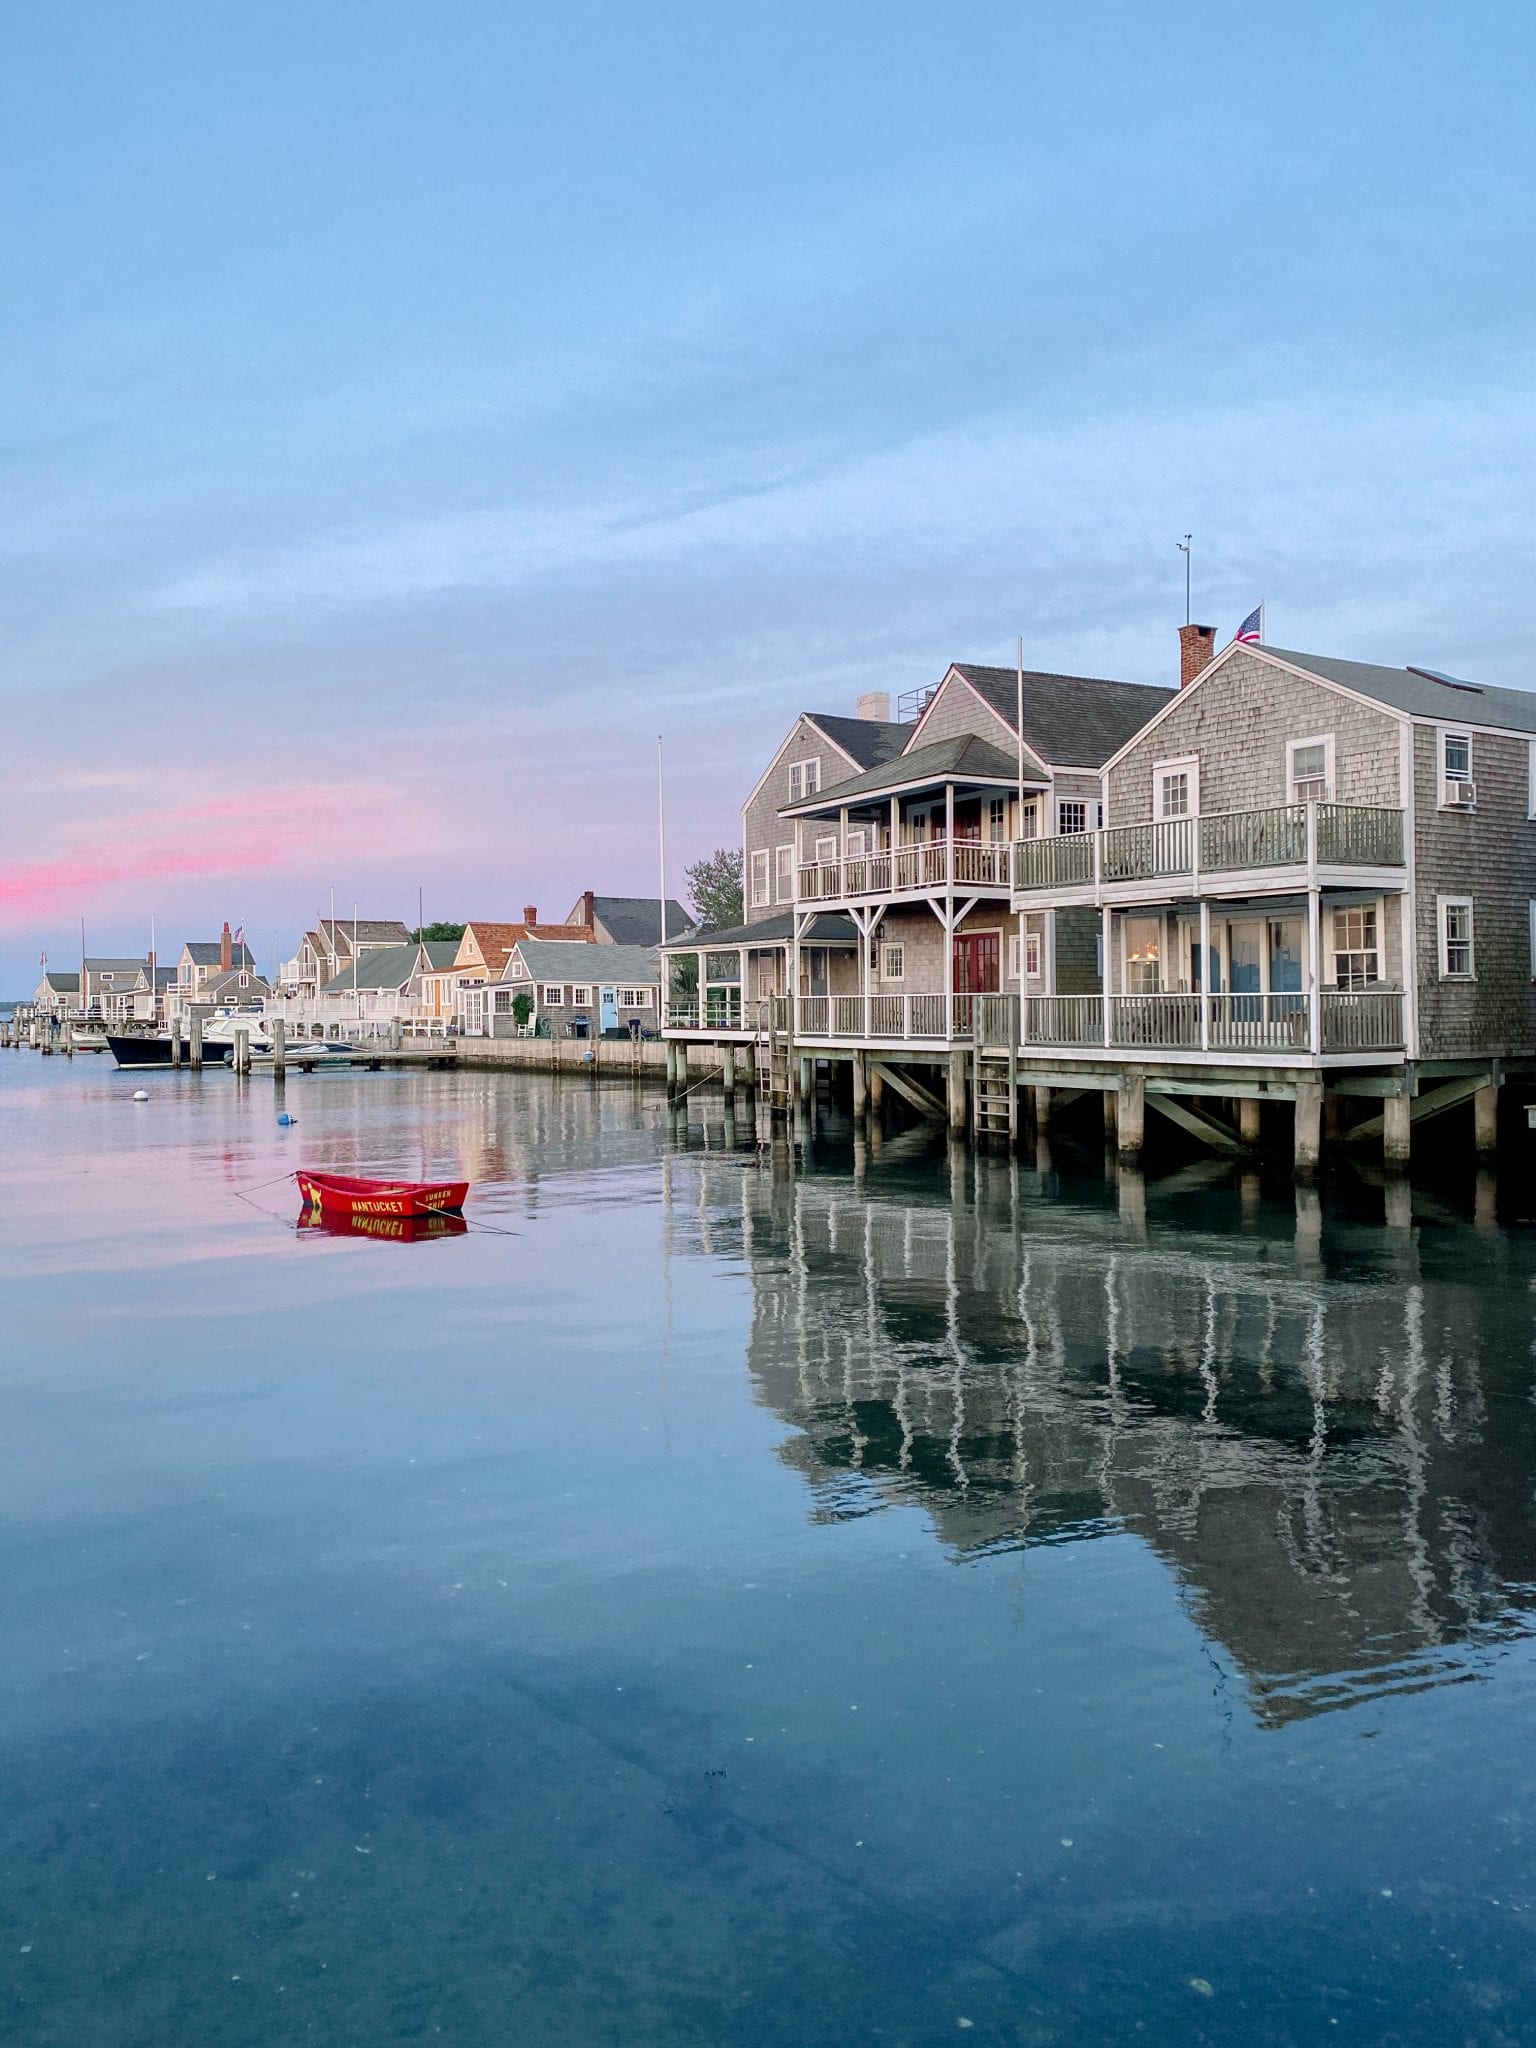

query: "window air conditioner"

left=1447, top=780, right=1477, bottom=806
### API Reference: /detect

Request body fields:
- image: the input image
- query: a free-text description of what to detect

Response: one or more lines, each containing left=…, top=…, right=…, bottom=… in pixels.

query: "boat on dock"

left=295, top=1170, right=470, bottom=1221
left=107, top=1020, right=273, bottom=1069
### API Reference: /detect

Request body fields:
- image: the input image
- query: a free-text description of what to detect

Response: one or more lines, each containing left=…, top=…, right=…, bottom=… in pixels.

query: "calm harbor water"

left=2, top=1053, right=1534, bottom=2047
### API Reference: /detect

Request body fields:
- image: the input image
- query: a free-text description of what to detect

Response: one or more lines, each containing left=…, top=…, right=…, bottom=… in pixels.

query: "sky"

left=3, top=0, right=1533, bottom=990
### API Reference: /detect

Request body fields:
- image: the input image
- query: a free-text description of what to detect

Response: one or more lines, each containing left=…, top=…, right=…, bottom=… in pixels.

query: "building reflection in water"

left=664, top=1134, right=1536, bottom=1729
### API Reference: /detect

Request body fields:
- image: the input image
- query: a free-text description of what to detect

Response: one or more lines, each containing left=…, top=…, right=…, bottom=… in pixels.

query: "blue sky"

left=3, top=1, right=1533, bottom=986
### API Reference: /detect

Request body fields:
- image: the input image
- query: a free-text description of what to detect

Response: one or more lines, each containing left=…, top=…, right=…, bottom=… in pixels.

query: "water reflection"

left=667, top=1138, right=1536, bottom=1727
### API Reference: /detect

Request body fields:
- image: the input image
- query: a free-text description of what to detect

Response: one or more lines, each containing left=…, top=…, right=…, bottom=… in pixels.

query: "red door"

left=953, top=932, right=1000, bottom=993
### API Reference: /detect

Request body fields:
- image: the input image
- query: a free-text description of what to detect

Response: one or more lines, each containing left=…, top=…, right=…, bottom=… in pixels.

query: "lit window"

left=1058, top=800, right=1088, bottom=835
left=1332, top=906, right=1379, bottom=988
left=880, top=943, right=904, bottom=981
left=1124, top=916, right=1162, bottom=993
left=1438, top=898, right=1474, bottom=978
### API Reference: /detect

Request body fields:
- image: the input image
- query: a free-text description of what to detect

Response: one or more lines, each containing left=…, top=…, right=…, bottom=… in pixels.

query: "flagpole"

left=1016, top=632, right=1025, bottom=832
left=657, top=736, right=667, bottom=947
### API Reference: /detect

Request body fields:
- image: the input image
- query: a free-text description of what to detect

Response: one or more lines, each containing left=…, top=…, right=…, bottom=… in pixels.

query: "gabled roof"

left=317, top=918, right=410, bottom=950
left=586, top=896, right=693, bottom=945
left=662, top=911, right=856, bottom=951
left=939, top=665, right=1175, bottom=766
left=1264, top=647, right=1536, bottom=734
left=418, top=939, right=461, bottom=971
left=183, top=940, right=257, bottom=968
left=511, top=940, right=661, bottom=983
left=458, top=919, right=594, bottom=976
left=84, top=956, right=149, bottom=974
left=200, top=966, right=272, bottom=999
left=780, top=734, right=1027, bottom=814
left=39, top=971, right=80, bottom=992
left=319, top=943, right=424, bottom=995
left=805, top=713, right=910, bottom=772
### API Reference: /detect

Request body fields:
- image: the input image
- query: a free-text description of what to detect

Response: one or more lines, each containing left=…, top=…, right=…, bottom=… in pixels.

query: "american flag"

left=233, top=923, right=245, bottom=948
left=1235, top=604, right=1264, bottom=644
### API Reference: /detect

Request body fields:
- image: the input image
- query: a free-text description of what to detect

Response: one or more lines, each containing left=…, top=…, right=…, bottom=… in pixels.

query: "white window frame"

left=542, top=984, right=565, bottom=1006
left=619, top=987, right=652, bottom=1008
left=750, top=849, right=770, bottom=908
left=1437, top=896, right=1475, bottom=980
left=1057, top=799, right=1089, bottom=836
left=571, top=985, right=593, bottom=1006
left=813, top=833, right=838, bottom=863
left=774, top=844, right=794, bottom=901
left=1152, top=754, right=1200, bottom=820
left=1439, top=730, right=1474, bottom=808
left=1008, top=933, right=1021, bottom=981
left=845, top=826, right=869, bottom=856
left=880, top=943, right=904, bottom=981
left=987, top=796, right=1008, bottom=843
left=1018, top=798, right=1039, bottom=841
left=1025, top=929, right=1041, bottom=979
left=1330, top=902, right=1380, bottom=990
left=1287, top=733, right=1335, bottom=803
left=787, top=757, right=821, bottom=803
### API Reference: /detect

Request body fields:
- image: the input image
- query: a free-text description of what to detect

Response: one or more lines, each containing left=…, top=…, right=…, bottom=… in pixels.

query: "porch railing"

left=797, top=836, right=1011, bottom=903
left=1012, top=800, right=1406, bottom=894
left=780, top=986, right=1404, bottom=1054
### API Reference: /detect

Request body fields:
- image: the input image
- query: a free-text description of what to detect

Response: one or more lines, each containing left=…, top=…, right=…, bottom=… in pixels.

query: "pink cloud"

left=0, top=786, right=360, bottom=925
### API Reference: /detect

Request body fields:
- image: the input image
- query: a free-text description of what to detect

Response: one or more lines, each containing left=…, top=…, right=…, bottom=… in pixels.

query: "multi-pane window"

left=750, top=850, right=770, bottom=907
left=1058, top=800, right=1088, bottom=835
left=572, top=986, right=593, bottom=1006
left=1124, top=916, right=1162, bottom=994
left=1288, top=736, right=1333, bottom=802
left=987, top=797, right=1008, bottom=842
left=880, top=944, right=904, bottom=980
left=787, top=758, right=821, bottom=802
left=542, top=985, right=565, bottom=1006
left=1154, top=755, right=1198, bottom=819
left=774, top=845, right=793, bottom=900
left=1018, top=799, right=1039, bottom=840
left=1025, top=931, right=1041, bottom=978
left=1441, top=732, right=1474, bottom=805
left=620, top=988, right=653, bottom=1008
left=1332, top=906, right=1379, bottom=988
left=1438, top=898, right=1474, bottom=978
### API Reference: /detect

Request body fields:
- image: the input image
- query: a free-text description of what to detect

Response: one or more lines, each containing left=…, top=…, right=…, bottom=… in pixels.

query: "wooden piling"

left=1294, top=1080, right=1323, bottom=1178
left=1238, top=1096, right=1261, bottom=1148
left=1383, top=1089, right=1410, bottom=1168
left=1116, top=1074, right=1144, bottom=1160
left=1474, top=1083, right=1499, bottom=1158
left=271, top=1018, right=286, bottom=1077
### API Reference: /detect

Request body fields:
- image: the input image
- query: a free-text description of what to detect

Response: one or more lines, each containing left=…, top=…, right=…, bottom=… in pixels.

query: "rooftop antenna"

left=1177, top=534, right=1192, bottom=625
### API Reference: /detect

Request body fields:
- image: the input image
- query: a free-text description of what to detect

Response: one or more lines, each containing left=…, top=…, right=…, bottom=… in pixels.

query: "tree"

left=410, top=920, right=466, bottom=943
left=685, top=848, right=743, bottom=931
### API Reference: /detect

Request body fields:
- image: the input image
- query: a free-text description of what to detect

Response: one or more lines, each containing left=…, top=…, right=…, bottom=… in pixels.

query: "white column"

left=1199, top=897, right=1212, bottom=1051
left=1101, top=905, right=1113, bottom=1048
left=1307, top=888, right=1322, bottom=1056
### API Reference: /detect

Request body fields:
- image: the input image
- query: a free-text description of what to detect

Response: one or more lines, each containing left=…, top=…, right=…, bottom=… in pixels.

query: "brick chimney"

left=579, top=889, right=595, bottom=929
left=522, top=905, right=538, bottom=926
left=219, top=920, right=233, bottom=970
left=1179, top=623, right=1217, bottom=688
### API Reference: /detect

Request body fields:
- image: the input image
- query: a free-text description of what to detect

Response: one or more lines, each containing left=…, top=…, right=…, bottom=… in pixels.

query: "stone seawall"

left=451, top=1037, right=670, bottom=1078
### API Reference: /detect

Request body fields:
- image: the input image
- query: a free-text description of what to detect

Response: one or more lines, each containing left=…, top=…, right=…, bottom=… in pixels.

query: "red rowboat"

left=298, top=1209, right=469, bottom=1245
left=295, top=1169, right=469, bottom=1221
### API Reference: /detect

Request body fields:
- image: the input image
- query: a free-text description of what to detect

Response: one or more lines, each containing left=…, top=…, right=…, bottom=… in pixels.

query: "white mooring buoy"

left=132, top=1089, right=150, bottom=1101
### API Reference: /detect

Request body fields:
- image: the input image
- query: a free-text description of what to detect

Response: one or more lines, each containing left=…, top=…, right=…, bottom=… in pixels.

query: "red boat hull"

left=295, top=1170, right=469, bottom=1220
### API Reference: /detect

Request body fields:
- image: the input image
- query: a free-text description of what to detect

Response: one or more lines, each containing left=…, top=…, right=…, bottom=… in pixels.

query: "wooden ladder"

left=972, top=1051, right=1016, bottom=1141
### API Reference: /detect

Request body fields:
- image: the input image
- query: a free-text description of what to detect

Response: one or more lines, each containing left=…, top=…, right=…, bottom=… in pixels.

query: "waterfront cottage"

left=277, top=918, right=411, bottom=998
left=272, top=938, right=458, bottom=1038
left=31, top=970, right=80, bottom=1019
left=464, top=939, right=662, bottom=1039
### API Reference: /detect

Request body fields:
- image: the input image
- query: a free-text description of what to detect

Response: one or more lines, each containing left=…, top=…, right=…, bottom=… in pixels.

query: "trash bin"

left=628, top=1017, right=642, bottom=1042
